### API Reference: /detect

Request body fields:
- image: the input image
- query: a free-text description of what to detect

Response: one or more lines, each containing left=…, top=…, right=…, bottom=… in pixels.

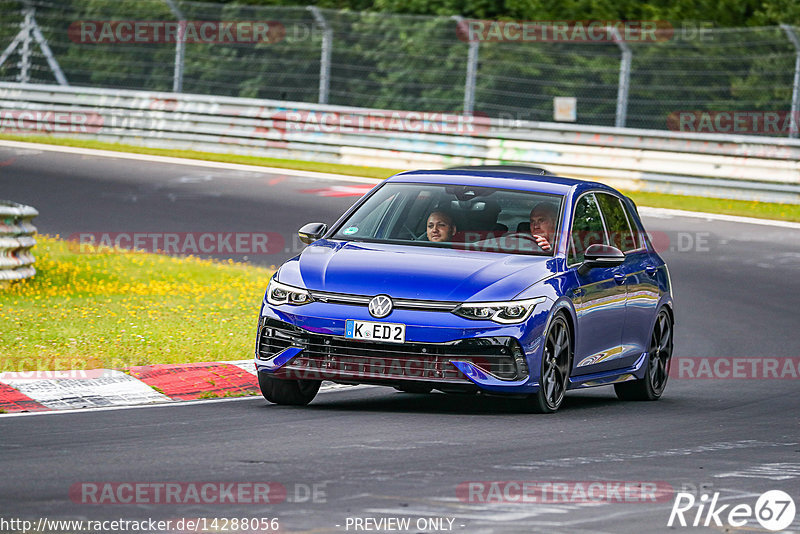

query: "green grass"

left=2, top=133, right=798, bottom=222
left=622, top=190, right=800, bottom=222
left=0, top=236, right=272, bottom=372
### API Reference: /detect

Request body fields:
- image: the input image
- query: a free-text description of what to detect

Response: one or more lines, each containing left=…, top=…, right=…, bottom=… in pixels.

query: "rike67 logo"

left=668, top=490, right=796, bottom=531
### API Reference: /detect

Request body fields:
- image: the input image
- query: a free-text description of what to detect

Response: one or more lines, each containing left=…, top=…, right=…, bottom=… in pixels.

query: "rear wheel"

left=528, top=314, right=572, bottom=413
left=615, top=309, right=673, bottom=401
left=258, top=373, right=321, bottom=405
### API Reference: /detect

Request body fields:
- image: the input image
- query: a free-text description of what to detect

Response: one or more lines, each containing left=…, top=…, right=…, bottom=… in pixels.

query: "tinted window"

left=332, top=183, right=564, bottom=256
left=347, top=192, right=398, bottom=238
left=619, top=198, right=643, bottom=251
left=596, top=193, right=636, bottom=252
left=569, top=193, right=606, bottom=264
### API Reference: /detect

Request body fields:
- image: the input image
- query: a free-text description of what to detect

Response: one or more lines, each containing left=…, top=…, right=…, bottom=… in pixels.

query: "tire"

left=615, top=309, right=673, bottom=401
left=258, top=373, right=321, bottom=406
left=394, top=383, right=434, bottom=394
left=527, top=314, right=572, bottom=413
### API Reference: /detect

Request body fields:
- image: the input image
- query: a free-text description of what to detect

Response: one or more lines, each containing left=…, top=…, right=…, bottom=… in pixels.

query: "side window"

left=596, top=193, right=636, bottom=252
left=620, top=198, right=643, bottom=251
left=569, top=193, right=606, bottom=264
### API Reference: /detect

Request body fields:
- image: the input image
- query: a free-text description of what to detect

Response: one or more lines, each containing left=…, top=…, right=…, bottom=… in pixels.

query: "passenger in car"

left=528, top=202, right=558, bottom=251
left=426, top=210, right=458, bottom=242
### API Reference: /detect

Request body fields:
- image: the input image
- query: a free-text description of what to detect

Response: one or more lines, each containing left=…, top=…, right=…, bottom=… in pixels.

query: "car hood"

left=276, top=239, right=558, bottom=302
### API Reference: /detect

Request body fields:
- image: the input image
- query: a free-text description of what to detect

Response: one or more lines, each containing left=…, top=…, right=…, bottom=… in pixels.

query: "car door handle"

left=613, top=273, right=626, bottom=285
left=644, top=264, right=658, bottom=276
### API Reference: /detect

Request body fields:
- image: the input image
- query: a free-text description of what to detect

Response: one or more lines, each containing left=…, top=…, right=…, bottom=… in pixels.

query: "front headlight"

left=266, top=278, right=312, bottom=306
left=452, top=297, right=545, bottom=324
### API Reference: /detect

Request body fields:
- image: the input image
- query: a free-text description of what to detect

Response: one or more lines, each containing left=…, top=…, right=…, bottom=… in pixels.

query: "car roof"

left=389, top=167, right=615, bottom=196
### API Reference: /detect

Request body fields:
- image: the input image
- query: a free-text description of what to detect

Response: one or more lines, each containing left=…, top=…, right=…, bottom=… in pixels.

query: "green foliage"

left=212, top=0, right=799, bottom=26
left=0, top=0, right=797, bottom=131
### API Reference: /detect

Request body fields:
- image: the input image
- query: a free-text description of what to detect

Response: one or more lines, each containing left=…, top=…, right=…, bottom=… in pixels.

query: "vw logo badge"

left=368, top=295, right=393, bottom=318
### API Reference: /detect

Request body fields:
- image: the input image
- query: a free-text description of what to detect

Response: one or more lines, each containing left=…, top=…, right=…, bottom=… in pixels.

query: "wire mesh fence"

left=1, top=0, right=798, bottom=136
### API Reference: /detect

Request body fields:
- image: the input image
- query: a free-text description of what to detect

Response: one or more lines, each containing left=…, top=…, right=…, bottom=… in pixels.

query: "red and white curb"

left=0, top=360, right=262, bottom=413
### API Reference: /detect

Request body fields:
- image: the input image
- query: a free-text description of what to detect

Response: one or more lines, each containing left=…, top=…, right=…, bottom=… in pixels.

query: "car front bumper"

left=253, top=301, right=552, bottom=394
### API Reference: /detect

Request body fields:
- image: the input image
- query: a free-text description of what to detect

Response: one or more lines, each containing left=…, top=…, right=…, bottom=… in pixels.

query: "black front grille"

left=256, top=318, right=526, bottom=383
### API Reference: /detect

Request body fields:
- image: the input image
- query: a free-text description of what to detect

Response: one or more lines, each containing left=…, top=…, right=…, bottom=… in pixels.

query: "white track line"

left=3, top=139, right=796, bottom=228
left=0, top=384, right=381, bottom=418
left=638, top=206, right=800, bottom=229
left=0, top=139, right=381, bottom=184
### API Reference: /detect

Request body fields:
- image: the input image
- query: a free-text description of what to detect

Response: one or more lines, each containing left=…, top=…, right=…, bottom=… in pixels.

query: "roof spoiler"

left=446, top=165, right=551, bottom=176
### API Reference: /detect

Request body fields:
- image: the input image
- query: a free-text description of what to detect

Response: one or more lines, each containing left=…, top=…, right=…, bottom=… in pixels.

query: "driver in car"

left=529, top=202, right=558, bottom=252
left=426, top=210, right=458, bottom=242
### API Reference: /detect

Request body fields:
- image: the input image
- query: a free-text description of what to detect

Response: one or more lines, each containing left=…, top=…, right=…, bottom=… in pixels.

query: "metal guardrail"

left=2, top=2, right=799, bottom=135
left=1, top=82, right=799, bottom=204
left=0, top=200, right=38, bottom=282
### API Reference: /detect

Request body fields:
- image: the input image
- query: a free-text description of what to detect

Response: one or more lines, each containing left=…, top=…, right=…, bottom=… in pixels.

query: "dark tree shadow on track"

left=253, top=387, right=685, bottom=416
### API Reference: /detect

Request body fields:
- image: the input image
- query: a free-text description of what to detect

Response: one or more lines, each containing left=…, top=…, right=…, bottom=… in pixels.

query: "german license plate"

left=345, top=319, right=406, bottom=343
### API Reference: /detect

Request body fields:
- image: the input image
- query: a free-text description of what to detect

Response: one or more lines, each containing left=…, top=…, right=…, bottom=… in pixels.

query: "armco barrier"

left=1, top=82, right=799, bottom=203
left=0, top=200, right=38, bottom=282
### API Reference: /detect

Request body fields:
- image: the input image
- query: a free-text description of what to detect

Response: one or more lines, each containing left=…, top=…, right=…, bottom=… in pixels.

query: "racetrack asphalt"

left=1, top=143, right=798, bottom=533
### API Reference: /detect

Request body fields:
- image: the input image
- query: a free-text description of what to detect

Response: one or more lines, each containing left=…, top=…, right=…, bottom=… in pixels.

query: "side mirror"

left=578, top=244, right=625, bottom=275
left=298, top=222, right=327, bottom=245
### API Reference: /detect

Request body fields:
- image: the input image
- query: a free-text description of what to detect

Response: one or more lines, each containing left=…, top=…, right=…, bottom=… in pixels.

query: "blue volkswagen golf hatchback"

left=254, top=166, right=674, bottom=412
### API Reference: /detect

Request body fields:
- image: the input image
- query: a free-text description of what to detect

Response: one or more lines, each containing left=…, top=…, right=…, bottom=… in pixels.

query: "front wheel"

left=258, top=373, right=321, bottom=405
left=527, top=314, right=572, bottom=413
left=615, top=309, right=673, bottom=401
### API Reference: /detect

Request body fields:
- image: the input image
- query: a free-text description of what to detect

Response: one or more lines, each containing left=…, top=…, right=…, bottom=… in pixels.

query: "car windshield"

left=332, top=182, right=564, bottom=255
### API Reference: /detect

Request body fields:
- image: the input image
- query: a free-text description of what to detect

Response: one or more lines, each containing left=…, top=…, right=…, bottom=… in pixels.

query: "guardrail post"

left=452, top=16, right=478, bottom=114
left=164, top=0, right=186, bottom=93
left=464, top=33, right=479, bottom=114
left=308, top=7, right=332, bottom=105
left=781, top=24, right=800, bottom=138
left=17, top=8, right=33, bottom=83
left=0, top=3, right=69, bottom=85
left=609, top=26, right=631, bottom=128
left=0, top=200, right=39, bottom=284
